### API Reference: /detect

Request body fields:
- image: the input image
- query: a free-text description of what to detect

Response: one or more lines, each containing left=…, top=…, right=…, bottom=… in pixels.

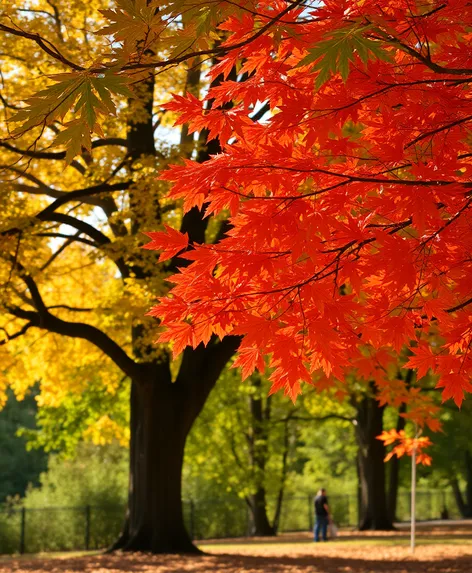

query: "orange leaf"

left=142, top=225, right=189, bottom=262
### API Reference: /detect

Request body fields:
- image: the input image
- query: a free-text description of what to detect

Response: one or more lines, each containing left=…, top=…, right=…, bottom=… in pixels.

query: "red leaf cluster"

left=148, top=1, right=472, bottom=412
left=378, top=429, right=433, bottom=466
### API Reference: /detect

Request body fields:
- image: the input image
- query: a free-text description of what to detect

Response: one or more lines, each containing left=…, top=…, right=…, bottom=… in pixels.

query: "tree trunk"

left=465, top=450, right=472, bottom=515
left=112, top=337, right=238, bottom=553
left=112, top=373, right=197, bottom=553
left=354, top=392, right=394, bottom=530
left=247, top=375, right=276, bottom=536
left=249, top=488, right=275, bottom=536
left=451, top=476, right=468, bottom=517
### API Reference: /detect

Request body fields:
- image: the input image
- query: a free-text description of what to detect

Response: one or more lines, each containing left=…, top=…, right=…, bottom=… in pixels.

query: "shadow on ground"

left=2, top=548, right=472, bottom=573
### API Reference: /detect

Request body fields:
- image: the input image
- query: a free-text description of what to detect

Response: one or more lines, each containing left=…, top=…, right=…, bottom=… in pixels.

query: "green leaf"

left=52, top=119, right=92, bottom=165
left=298, top=23, right=392, bottom=89
left=9, top=71, right=133, bottom=162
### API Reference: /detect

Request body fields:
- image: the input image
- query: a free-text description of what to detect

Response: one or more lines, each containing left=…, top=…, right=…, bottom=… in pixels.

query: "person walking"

left=313, top=488, right=330, bottom=542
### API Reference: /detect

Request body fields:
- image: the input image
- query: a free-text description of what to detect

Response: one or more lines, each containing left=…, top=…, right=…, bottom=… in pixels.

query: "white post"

left=410, top=427, right=417, bottom=554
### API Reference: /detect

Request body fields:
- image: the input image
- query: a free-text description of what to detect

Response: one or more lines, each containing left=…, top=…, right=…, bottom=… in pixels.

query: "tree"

left=186, top=367, right=304, bottom=536
left=0, top=1, right=243, bottom=553
left=428, top=400, right=472, bottom=518
left=3, top=0, right=470, bottom=547
left=150, top=2, right=472, bottom=431
left=0, top=387, right=47, bottom=502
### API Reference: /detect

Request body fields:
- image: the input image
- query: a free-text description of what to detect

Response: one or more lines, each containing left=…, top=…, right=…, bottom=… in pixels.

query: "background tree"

left=0, top=387, right=47, bottom=502
left=0, top=0, right=247, bottom=553
left=186, top=368, right=304, bottom=536
left=428, top=401, right=472, bottom=518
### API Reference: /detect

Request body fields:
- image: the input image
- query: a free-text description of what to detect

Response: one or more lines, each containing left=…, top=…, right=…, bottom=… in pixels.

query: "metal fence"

left=0, top=489, right=463, bottom=554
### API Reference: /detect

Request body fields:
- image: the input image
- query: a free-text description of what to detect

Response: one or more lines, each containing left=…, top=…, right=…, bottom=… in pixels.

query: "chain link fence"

left=0, top=489, right=463, bottom=554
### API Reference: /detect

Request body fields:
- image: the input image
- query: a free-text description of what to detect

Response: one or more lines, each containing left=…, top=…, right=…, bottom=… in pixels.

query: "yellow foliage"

left=83, top=415, right=130, bottom=447
left=0, top=0, right=196, bottom=445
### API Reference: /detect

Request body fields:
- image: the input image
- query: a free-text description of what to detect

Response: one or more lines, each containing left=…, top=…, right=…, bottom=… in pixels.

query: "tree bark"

left=451, top=476, right=468, bottom=517
left=249, top=488, right=275, bottom=536
left=112, top=372, right=197, bottom=553
left=354, top=392, right=394, bottom=530
left=247, top=376, right=276, bottom=536
left=113, top=338, right=238, bottom=553
left=465, top=450, right=472, bottom=515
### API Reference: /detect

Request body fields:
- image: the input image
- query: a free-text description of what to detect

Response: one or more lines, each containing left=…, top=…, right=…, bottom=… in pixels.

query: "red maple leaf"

left=142, top=225, right=189, bottom=262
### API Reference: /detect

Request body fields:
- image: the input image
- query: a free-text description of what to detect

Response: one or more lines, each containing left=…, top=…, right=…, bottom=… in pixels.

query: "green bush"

left=0, top=443, right=128, bottom=554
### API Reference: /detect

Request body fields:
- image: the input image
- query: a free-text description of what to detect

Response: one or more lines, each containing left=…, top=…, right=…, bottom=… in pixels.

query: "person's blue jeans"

left=314, top=515, right=328, bottom=541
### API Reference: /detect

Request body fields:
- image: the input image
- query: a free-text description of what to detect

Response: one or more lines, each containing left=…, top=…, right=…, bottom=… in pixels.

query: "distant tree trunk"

left=249, top=488, right=275, bottom=536
left=354, top=391, right=394, bottom=530
left=247, top=375, right=276, bottom=536
left=465, top=450, right=472, bottom=514
left=451, top=476, right=469, bottom=517
left=451, top=451, right=472, bottom=518
left=387, top=402, right=406, bottom=523
left=272, top=418, right=291, bottom=533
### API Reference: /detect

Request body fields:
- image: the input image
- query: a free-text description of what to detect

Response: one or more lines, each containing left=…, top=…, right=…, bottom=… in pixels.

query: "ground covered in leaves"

left=1, top=524, right=471, bottom=573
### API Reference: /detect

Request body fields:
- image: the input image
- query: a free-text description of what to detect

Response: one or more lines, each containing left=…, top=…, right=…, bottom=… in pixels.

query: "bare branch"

left=0, top=138, right=128, bottom=168
left=0, top=322, right=33, bottom=346
left=4, top=260, right=137, bottom=377
left=40, top=233, right=78, bottom=271
left=47, top=305, right=96, bottom=312
left=0, top=22, right=83, bottom=71
left=6, top=303, right=139, bottom=379
left=39, top=181, right=131, bottom=216
left=33, top=232, right=98, bottom=248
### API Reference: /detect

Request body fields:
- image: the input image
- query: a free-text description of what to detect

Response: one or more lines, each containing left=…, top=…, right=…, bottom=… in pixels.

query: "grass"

left=200, top=535, right=472, bottom=552
left=0, top=550, right=99, bottom=562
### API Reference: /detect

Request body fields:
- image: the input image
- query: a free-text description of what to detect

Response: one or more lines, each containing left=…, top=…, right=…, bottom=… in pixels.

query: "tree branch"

left=405, top=114, right=472, bottom=149
left=0, top=22, right=83, bottom=71
left=0, top=141, right=87, bottom=174
left=447, top=296, right=472, bottom=314
left=47, top=305, right=96, bottom=312
left=33, top=232, right=98, bottom=248
left=40, top=233, right=77, bottom=271
left=274, top=413, right=355, bottom=424
left=38, top=181, right=131, bottom=216
left=0, top=138, right=128, bottom=158
left=0, top=322, right=33, bottom=346
left=6, top=304, right=139, bottom=379
left=115, top=0, right=305, bottom=73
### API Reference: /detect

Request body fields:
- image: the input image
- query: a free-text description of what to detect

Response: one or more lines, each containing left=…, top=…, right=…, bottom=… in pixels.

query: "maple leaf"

left=232, top=345, right=266, bottom=380
left=436, top=374, right=472, bottom=408
left=98, top=0, right=162, bottom=45
left=404, top=344, right=436, bottom=380
left=9, top=72, right=132, bottom=164
left=142, top=225, right=189, bottom=262
left=297, top=23, right=391, bottom=87
left=157, top=321, right=194, bottom=358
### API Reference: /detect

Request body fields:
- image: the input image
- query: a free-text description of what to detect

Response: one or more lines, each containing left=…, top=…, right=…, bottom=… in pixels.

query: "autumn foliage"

left=145, top=0, right=472, bottom=424
left=378, top=429, right=433, bottom=466
left=3, top=0, right=472, bottom=467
